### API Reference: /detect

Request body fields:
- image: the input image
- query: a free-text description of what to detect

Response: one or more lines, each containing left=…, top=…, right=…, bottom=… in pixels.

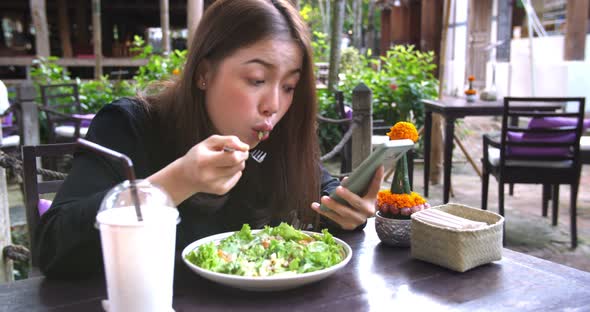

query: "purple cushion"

left=343, top=106, right=352, bottom=119
left=528, top=117, right=590, bottom=130
left=505, top=116, right=588, bottom=157
left=506, top=131, right=574, bottom=157
left=2, top=112, right=16, bottom=137
left=38, top=199, right=52, bottom=216
left=1, top=112, right=12, bottom=127
left=72, top=113, right=95, bottom=128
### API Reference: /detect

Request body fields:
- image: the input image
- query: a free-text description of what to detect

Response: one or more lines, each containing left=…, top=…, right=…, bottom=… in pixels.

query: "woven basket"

left=410, top=203, right=504, bottom=272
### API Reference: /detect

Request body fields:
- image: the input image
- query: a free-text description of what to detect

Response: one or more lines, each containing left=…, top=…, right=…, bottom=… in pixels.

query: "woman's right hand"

left=148, top=135, right=249, bottom=205
left=180, top=135, right=249, bottom=195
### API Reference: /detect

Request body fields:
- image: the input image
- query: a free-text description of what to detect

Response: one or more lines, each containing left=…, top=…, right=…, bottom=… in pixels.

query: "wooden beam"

left=75, top=0, right=90, bottom=48
left=0, top=56, right=148, bottom=67
left=496, top=0, right=513, bottom=62
left=420, top=0, right=443, bottom=77
left=391, top=6, right=407, bottom=45
left=187, top=0, right=204, bottom=49
left=92, top=0, right=103, bottom=78
left=564, top=0, right=589, bottom=61
left=30, top=0, right=50, bottom=57
left=160, top=0, right=171, bottom=54
left=380, top=8, right=392, bottom=55
left=57, top=0, right=73, bottom=57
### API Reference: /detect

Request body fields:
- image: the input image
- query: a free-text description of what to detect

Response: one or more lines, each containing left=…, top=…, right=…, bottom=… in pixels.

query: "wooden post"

left=564, top=0, right=589, bottom=61
left=0, top=125, right=14, bottom=283
left=30, top=0, right=50, bottom=57
left=496, top=0, right=513, bottom=62
left=92, top=0, right=103, bottom=78
left=351, top=83, right=372, bottom=170
left=18, top=82, right=40, bottom=147
left=187, top=0, right=204, bottom=49
left=57, top=0, right=73, bottom=57
left=430, top=0, right=453, bottom=185
left=160, top=0, right=171, bottom=54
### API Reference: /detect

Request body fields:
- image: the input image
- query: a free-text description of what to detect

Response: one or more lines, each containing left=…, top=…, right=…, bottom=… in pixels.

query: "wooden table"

left=2, top=219, right=590, bottom=311
left=421, top=96, right=563, bottom=203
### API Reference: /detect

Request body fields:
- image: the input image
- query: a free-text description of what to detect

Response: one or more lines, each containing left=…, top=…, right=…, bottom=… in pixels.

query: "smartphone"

left=320, top=139, right=414, bottom=212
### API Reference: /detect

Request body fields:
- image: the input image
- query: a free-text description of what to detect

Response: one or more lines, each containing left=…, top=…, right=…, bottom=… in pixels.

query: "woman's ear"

left=197, top=60, right=211, bottom=90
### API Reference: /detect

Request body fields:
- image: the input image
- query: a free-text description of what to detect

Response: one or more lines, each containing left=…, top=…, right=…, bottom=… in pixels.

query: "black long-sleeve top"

left=34, top=98, right=343, bottom=279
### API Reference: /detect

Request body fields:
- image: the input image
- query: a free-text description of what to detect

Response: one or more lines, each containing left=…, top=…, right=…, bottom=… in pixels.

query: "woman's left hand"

left=311, top=165, right=384, bottom=230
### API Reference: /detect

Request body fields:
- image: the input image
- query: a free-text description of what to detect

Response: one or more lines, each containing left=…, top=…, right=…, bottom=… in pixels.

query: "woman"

left=35, top=0, right=383, bottom=278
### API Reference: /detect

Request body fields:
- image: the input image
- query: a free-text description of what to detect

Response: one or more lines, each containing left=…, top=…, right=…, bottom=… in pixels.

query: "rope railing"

left=1, top=111, right=363, bottom=180
left=319, top=116, right=360, bottom=162
left=0, top=150, right=67, bottom=180
left=315, top=113, right=352, bottom=124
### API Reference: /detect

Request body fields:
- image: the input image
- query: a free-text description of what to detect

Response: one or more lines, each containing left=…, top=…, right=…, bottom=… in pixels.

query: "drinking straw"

left=77, top=138, right=143, bottom=221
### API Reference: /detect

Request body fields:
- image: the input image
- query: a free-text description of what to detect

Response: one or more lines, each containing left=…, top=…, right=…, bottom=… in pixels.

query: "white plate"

left=181, top=230, right=352, bottom=291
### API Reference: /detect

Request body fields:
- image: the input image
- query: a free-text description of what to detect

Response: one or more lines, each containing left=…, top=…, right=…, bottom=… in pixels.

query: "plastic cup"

left=96, top=180, right=179, bottom=312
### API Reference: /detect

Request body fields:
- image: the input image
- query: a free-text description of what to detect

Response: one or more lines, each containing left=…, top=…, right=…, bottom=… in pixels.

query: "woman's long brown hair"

left=142, top=0, right=320, bottom=228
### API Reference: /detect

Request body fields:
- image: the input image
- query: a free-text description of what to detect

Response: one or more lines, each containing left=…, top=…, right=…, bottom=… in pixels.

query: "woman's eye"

left=250, top=79, right=265, bottom=86
left=283, top=85, right=296, bottom=93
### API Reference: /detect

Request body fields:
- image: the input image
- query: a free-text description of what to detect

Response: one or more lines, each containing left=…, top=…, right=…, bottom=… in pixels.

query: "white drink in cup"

left=96, top=180, right=179, bottom=312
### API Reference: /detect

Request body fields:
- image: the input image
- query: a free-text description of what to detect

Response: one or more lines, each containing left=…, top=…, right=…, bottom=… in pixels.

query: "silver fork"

left=250, top=149, right=267, bottom=163
left=223, top=147, right=266, bottom=163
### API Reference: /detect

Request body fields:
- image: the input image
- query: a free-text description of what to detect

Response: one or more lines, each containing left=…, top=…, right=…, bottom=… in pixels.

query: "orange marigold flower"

left=468, top=75, right=475, bottom=81
left=172, top=68, right=181, bottom=75
left=465, top=89, right=476, bottom=95
left=377, top=190, right=426, bottom=209
left=386, top=121, right=419, bottom=142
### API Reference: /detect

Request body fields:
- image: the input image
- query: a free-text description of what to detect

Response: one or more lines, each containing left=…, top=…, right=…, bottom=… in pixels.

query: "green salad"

left=184, top=223, right=346, bottom=277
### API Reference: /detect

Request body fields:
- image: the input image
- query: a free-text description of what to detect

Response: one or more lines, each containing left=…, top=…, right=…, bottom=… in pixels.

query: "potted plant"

left=375, top=121, right=430, bottom=247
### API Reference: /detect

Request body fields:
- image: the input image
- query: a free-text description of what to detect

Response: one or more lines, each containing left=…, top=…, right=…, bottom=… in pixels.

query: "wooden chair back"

left=498, top=97, right=585, bottom=182
left=22, top=143, right=77, bottom=267
left=39, top=83, right=82, bottom=143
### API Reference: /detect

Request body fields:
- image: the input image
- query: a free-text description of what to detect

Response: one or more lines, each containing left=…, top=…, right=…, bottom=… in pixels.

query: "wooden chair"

left=481, top=97, right=585, bottom=248
left=1, top=102, right=22, bottom=155
left=39, top=83, right=90, bottom=144
left=22, top=143, right=77, bottom=268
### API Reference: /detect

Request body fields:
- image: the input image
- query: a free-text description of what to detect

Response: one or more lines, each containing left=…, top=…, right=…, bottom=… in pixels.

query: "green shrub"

left=130, top=35, right=187, bottom=91
left=77, top=76, right=135, bottom=113
left=339, top=45, right=439, bottom=130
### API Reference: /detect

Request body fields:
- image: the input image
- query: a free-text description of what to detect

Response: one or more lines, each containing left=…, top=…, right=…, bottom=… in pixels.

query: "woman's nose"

left=259, top=86, right=280, bottom=117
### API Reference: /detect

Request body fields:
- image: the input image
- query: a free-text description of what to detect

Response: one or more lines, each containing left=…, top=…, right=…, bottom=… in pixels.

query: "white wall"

left=486, top=35, right=590, bottom=112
